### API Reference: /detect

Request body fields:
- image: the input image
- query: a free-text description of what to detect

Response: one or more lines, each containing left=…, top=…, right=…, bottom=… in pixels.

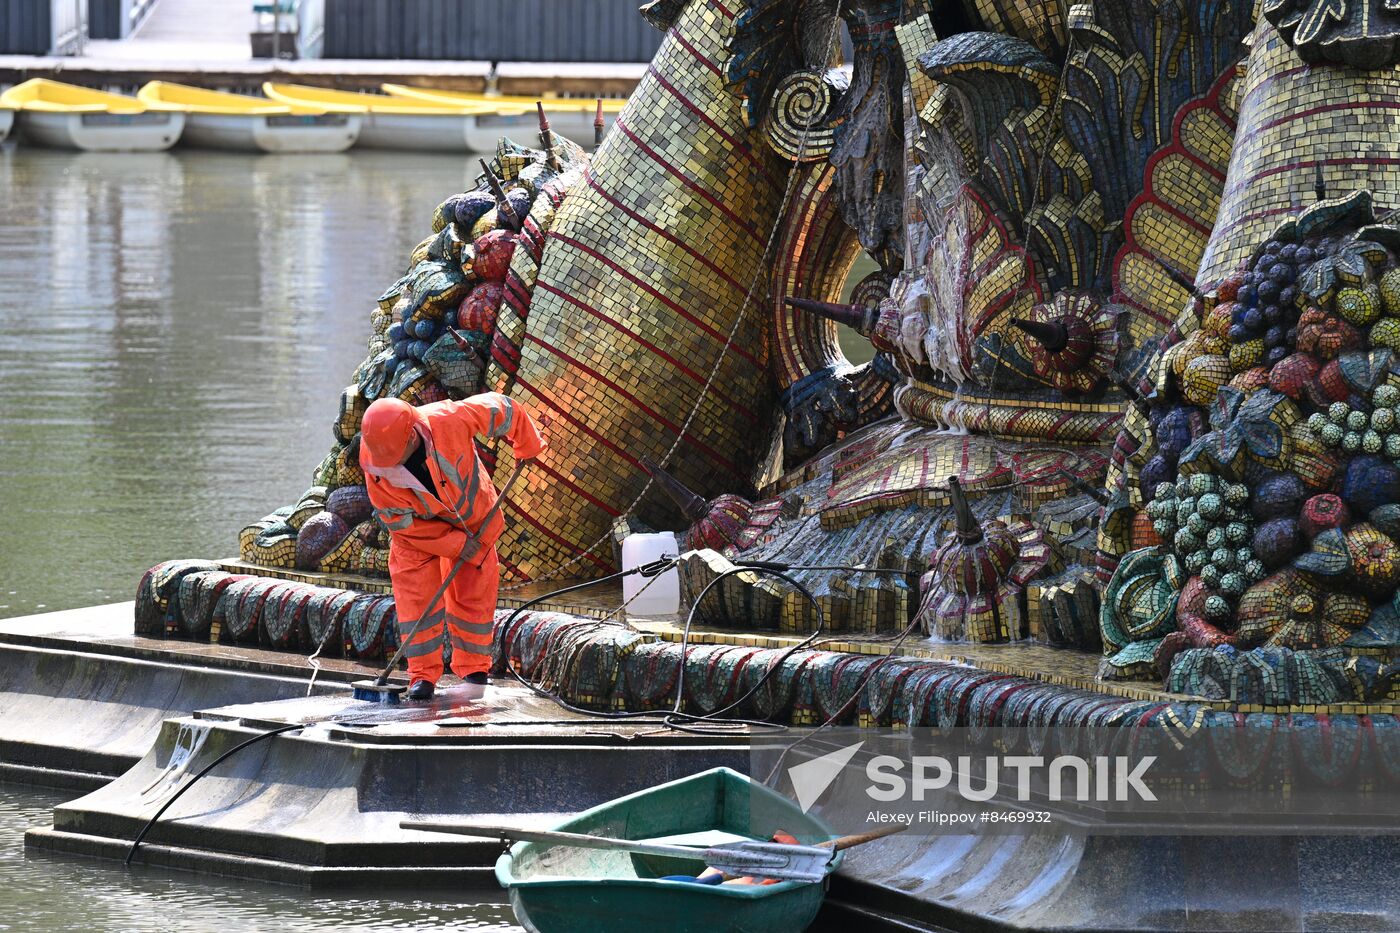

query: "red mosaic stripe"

left=527, top=332, right=746, bottom=480
left=512, top=371, right=644, bottom=470
left=1223, top=156, right=1400, bottom=202
left=491, top=331, right=522, bottom=372
left=521, top=456, right=621, bottom=518
left=497, top=551, right=526, bottom=580
left=614, top=117, right=764, bottom=241
left=504, top=495, right=614, bottom=572
left=1236, top=99, right=1400, bottom=151
left=1211, top=203, right=1300, bottom=243
left=666, top=26, right=723, bottom=77
left=1238, top=62, right=1313, bottom=113
left=534, top=279, right=761, bottom=424
left=583, top=169, right=746, bottom=293
left=646, top=64, right=781, bottom=188
left=546, top=231, right=764, bottom=369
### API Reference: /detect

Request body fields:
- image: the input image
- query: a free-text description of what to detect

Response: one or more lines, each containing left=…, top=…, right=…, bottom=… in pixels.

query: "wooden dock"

left=0, top=54, right=644, bottom=96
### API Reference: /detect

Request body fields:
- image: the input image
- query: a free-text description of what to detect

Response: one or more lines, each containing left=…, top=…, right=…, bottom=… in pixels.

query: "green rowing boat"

left=495, top=767, right=843, bottom=933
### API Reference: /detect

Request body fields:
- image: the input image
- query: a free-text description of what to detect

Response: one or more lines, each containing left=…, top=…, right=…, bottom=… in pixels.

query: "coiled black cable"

left=500, top=554, right=921, bottom=735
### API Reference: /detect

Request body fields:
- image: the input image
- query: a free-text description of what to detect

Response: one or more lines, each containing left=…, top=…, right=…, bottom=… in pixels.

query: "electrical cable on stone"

left=498, top=553, right=921, bottom=736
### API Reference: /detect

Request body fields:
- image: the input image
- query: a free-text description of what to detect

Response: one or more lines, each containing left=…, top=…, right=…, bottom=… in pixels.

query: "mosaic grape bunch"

left=1144, top=474, right=1261, bottom=622
left=1308, top=386, right=1400, bottom=460
left=1104, top=192, right=1400, bottom=691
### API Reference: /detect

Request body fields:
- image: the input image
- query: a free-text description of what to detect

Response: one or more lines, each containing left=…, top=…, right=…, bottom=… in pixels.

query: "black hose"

left=501, top=558, right=854, bottom=735
left=124, top=722, right=305, bottom=866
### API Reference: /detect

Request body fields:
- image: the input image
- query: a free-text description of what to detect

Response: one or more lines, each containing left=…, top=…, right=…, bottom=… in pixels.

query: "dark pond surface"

left=0, top=783, right=520, bottom=931
left=0, top=146, right=473, bottom=620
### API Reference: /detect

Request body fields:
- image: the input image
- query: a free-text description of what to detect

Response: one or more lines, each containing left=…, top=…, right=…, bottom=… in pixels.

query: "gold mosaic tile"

left=1199, top=22, right=1400, bottom=283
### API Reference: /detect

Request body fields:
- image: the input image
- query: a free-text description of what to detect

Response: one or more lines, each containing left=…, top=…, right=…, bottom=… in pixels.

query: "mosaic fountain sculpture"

left=206, top=0, right=1400, bottom=711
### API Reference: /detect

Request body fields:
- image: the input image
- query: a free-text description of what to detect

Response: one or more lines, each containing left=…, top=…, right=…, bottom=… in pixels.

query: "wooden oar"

left=399, top=819, right=905, bottom=884
left=819, top=824, right=908, bottom=851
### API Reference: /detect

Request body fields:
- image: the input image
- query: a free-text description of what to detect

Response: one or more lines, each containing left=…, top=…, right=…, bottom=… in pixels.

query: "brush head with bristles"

left=352, top=680, right=406, bottom=704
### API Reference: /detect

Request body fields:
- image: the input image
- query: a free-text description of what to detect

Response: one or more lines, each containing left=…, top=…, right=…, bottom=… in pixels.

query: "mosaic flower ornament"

left=917, top=477, right=1051, bottom=643
left=1010, top=292, right=1121, bottom=395
left=1234, top=568, right=1369, bottom=649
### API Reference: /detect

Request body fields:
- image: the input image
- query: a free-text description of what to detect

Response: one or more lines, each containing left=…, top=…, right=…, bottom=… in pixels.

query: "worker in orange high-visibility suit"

left=358, top=393, right=544, bottom=700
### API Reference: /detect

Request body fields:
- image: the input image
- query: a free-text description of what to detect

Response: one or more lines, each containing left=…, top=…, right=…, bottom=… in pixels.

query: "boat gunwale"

left=380, top=83, right=626, bottom=113
left=495, top=855, right=827, bottom=899
left=137, top=81, right=336, bottom=117
left=263, top=82, right=526, bottom=116
left=1, top=79, right=180, bottom=114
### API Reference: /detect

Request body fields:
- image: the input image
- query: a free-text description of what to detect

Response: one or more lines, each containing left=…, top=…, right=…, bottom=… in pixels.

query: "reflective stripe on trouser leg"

left=399, top=611, right=446, bottom=659
left=444, top=547, right=499, bottom=677
left=388, top=540, right=449, bottom=683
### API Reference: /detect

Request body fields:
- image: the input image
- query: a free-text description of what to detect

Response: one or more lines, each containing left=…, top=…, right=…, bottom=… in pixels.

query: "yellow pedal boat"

left=137, top=82, right=361, bottom=153
left=380, top=84, right=624, bottom=147
left=0, top=79, right=184, bottom=152
left=262, top=82, right=527, bottom=152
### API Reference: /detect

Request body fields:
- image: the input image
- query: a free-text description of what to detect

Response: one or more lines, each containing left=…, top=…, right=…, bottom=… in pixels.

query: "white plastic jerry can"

left=620, top=531, right=681, bottom=616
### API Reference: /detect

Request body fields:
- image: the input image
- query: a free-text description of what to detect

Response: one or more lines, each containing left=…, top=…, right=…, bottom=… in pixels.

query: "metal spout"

left=947, top=477, right=982, bottom=544
left=537, top=102, right=560, bottom=170
left=1010, top=317, right=1069, bottom=353
left=1106, top=366, right=1151, bottom=415
left=594, top=99, right=606, bottom=146
left=478, top=159, right=523, bottom=232
left=641, top=456, right=710, bottom=522
left=1315, top=163, right=1327, bottom=201
left=784, top=296, right=874, bottom=333
left=446, top=325, right=472, bottom=352
left=1147, top=256, right=1202, bottom=298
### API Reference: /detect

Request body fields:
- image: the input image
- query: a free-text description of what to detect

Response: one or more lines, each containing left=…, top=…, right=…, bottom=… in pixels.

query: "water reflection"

left=0, top=146, right=476, bottom=618
left=1, top=784, right=520, bottom=931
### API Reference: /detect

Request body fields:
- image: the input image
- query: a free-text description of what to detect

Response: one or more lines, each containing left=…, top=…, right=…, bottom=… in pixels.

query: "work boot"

left=407, top=678, right=435, bottom=701
left=464, top=672, right=489, bottom=686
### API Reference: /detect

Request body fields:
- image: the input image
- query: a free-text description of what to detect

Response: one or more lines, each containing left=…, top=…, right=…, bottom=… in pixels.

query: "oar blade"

left=701, top=841, right=833, bottom=884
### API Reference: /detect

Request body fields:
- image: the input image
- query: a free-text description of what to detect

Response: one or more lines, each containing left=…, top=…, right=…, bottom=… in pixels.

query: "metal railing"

left=0, top=0, right=88, bottom=53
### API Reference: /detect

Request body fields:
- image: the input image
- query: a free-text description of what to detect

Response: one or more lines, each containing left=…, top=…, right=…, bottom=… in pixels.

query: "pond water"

left=0, top=783, right=520, bottom=931
left=0, top=146, right=476, bottom=620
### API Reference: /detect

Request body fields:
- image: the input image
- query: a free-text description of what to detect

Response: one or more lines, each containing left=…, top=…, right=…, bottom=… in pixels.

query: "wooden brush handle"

left=821, top=824, right=908, bottom=851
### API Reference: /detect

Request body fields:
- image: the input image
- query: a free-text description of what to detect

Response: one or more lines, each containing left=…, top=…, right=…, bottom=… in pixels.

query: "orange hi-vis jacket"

left=362, top=393, right=545, bottom=565
left=360, top=393, right=544, bottom=681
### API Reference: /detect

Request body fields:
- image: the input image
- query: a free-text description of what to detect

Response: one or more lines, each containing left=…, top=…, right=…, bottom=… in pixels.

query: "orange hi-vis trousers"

left=391, top=539, right=498, bottom=682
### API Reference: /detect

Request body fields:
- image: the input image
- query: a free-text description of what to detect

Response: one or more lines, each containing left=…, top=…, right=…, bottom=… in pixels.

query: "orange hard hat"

left=360, top=398, right=421, bottom=468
